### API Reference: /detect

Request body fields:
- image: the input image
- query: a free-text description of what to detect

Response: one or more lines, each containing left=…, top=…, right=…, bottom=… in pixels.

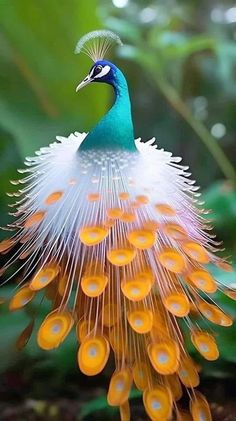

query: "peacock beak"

left=76, top=75, right=93, bottom=92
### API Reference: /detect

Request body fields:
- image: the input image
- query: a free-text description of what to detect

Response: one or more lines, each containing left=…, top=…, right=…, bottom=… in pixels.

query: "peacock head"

left=76, top=60, right=118, bottom=92
left=75, top=30, right=124, bottom=92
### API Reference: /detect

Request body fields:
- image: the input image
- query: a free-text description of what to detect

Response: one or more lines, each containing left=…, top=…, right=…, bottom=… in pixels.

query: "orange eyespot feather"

left=37, top=310, right=74, bottom=350
left=136, top=195, right=149, bottom=204
left=190, top=391, right=212, bottom=421
left=107, top=248, right=136, bottom=266
left=158, top=249, right=186, bottom=273
left=106, top=207, right=123, bottom=219
left=177, top=356, right=200, bottom=388
left=107, top=369, right=133, bottom=406
left=76, top=320, right=95, bottom=343
left=198, top=301, right=233, bottom=326
left=0, top=238, right=14, bottom=253
left=127, top=229, right=156, bottom=250
left=163, top=223, right=187, bottom=240
left=87, top=193, right=101, bottom=202
left=191, top=331, right=219, bottom=361
left=29, top=264, right=59, bottom=291
left=182, top=241, right=210, bottom=264
left=132, top=361, right=149, bottom=391
left=118, top=192, right=130, bottom=200
left=167, top=374, right=183, bottom=401
left=187, top=270, right=217, bottom=294
left=155, top=203, right=176, bottom=216
left=143, top=385, right=173, bottom=421
left=78, top=335, right=110, bottom=376
left=148, top=339, right=180, bottom=375
left=119, top=400, right=130, bottom=421
left=81, top=274, right=108, bottom=298
left=128, top=309, right=153, bottom=334
left=9, top=285, right=35, bottom=311
left=24, top=211, right=46, bottom=228
left=120, top=211, right=136, bottom=223
left=121, top=277, right=152, bottom=302
left=79, top=226, right=108, bottom=246
left=45, top=191, right=64, bottom=205
left=163, top=292, right=190, bottom=317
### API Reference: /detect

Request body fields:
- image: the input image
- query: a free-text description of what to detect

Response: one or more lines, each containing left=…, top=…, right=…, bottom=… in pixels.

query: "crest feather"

left=75, top=30, right=123, bottom=62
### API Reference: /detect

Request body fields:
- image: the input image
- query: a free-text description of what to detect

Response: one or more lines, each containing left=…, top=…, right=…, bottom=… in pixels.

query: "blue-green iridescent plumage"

left=79, top=60, right=136, bottom=151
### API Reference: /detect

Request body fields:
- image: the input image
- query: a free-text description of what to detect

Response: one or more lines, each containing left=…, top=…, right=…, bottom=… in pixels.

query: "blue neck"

left=80, top=68, right=136, bottom=151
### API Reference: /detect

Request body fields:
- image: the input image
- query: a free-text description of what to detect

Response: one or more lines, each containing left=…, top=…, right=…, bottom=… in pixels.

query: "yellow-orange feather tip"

left=81, top=274, right=108, bottom=298
left=0, top=238, right=14, bottom=253
left=37, top=310, right=74, bottom=350
left=143, top=220, right=159, bottom=231
left=148, top=339, right=180, bottom=375
left=225, top=290, right=236, bottom=300
left=128, top=309, right=153, bottom=334
left=167, top=374, right=183, bottom=401
left=106, top=207, right=124, bottom=219
left=215, top=260, right=233, bottom=272
left=119, top=400, right=131, bottom=421
left=182, top=241, right=210, bottom=264
left=78, top=335, right=110, bottom=376
left=121, top=277, right=152, bottom=301
left=191, top=331, right=219, bottom=361
left=136, top=195, right=149, bottom=204
left=190, top=392, right=212, bottom=421
left=177, top=356, right=200, bottom=388
left=24, top=211, right=46, bottom=228
left=87, top=193, right=101, bottom=202
left=187, top=270, right=217, bottom=294
left=158, top=248, right=186, bottom=273
left=9, top=285, right=35, bottom=311
left=76, top=320, right=95, bottom=343
left=132, top=361, right=149, bottom=391
left=29, top=264, right=59, bottom=291
left=143, top=385, right=173, bottom=421
left=107, top=248, right=136, bottom=266
left=107, top=369, right=133, bottom=406
left=198, top=301, right=233, bottom=326
left=155, top=203, right=176, bottom=216
left=163, top=223, right=188, bottom=240
left=120, top=211, right=136, bottom=223
left=127, top=229, right=156, bottom=250
left=79, top=226, right=108, bottom=246
left=118, top=192, right=130, bottom=201
left=163, top=292, right=190, bottom=317
left=44, top=191, right=64, bottom=205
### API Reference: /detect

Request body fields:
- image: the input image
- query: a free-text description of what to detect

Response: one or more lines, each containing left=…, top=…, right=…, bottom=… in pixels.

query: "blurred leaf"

left=0, top=0, right=109, bottom=156
left=149, top=30, right=216, bottom=58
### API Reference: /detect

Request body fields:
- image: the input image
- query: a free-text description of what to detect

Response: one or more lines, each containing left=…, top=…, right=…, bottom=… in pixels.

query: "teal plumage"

left=80, top=62, right=135, bottom=151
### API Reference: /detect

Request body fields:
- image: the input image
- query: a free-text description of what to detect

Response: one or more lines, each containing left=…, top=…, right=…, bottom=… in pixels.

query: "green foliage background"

left=0, top=0, right=235, bottom=418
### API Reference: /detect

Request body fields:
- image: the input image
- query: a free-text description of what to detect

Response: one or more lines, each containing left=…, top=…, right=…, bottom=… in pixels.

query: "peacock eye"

left=93, top=65, right=103, bottom=76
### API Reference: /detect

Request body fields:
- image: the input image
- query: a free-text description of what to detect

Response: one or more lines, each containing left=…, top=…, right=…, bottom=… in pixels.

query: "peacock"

left=0, top=30, right=235, bottom=421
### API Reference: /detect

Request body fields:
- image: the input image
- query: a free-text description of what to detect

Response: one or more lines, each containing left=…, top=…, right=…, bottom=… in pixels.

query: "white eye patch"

left=93, top=65, right=111, bottom=79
